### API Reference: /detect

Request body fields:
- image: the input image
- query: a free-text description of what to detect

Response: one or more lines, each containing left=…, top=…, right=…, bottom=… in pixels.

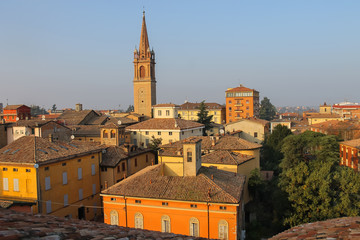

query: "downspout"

left=34, top=136, right=42, bottom=214
left=207, top=201, right=210, bottom=239
left=124, top=195, right=128, bottom=227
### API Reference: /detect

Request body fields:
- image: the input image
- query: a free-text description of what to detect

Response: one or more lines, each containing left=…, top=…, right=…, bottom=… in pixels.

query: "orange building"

left=225, top=85, right=259, bottom=123
left=339, top=138, right=360, bottom=172
left=2, top=105, right=31, bottom=123
left=101, top=138, right=246, bottom=240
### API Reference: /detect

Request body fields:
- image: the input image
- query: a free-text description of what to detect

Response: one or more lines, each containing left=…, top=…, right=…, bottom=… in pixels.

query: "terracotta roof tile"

left=179, top=102, right=225, bottom=110
left=226, top=86, right=258, bottom=93
left=0, top=136, right=103, bottom=165
left=3, top=104, right=28, bottom=110
left=126, top=118, right=204, bottom=130
left=57, top=110, right=99, bottom=125
left=201, top=150, right=254, bottom=165
left=152, top=103, right=180, bottom=108
left=270, top=217, right=360, bottom=240
left=102, top=164, right=245, bottom=204
left=101, top=146, right=152, bottom=167
left=341, top=138, right=360, bottom=149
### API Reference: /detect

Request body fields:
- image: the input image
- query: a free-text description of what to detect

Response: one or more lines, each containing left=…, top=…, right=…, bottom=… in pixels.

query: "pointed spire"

left=139, top=11, right=150, bottom=58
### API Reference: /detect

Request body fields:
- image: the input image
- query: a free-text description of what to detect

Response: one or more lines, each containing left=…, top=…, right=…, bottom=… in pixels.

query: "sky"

left=1, top=1, right=359, bottom=110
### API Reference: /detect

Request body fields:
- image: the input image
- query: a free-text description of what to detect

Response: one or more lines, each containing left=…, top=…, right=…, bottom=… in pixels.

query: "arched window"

left=218, top=220, right=228, bottom=240
left=110, top=210, right=118, bottom=226
left=139, top=66, right=145, bottom=78
left=103, top=130, right=108, bottom=138
left=134, top=212, right=143, bottom=229
left=187, top=148, right=192, bottom=162
left=110, top=130, right=116, bottom=138
left=161, top=215, right=171, bottom=233
left=189, top=217, right=199, bottom=237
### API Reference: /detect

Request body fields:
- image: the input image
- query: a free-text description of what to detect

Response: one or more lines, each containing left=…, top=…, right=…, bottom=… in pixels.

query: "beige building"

left=306, top=113, right=341, bottom=125
left=152, top=104, right=180, bottom=119
left=319, top=102, right=332, bottom=114
left=178, top=102, right=226, bottom=124
left=225, top=118, right=270, bottom=144
left=125, top=118, right=204, bottom=147
left=133, top=12, right=156, bottom=118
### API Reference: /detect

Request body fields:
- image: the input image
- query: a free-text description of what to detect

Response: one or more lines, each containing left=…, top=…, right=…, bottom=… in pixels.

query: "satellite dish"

left=71, top=135, right=75, bottom=140
left=42, top=115, right=45, bottom=120
left=220, top=129, right=225, bottom=134
left=34, top=164, right=39, bottom=169
left=117, top=120, right=122, bottom=125
left=16, top=117, right=19, bottom=121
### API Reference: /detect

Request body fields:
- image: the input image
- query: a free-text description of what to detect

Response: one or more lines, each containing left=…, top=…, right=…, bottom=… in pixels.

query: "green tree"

left=51, top=104, right=57, bottom=112
left=261, top=124, right=292, bottom=173
left=279, top=131, right=360, bottom=227
left=126, top=105, right=134, bottom=112
left=259, top=97, right=276, bottom=121
left=147, top=135, right=162, bottom=164
left=196, top=101, right=213, bottom=136
left=30, top=105, right=47, bottom=116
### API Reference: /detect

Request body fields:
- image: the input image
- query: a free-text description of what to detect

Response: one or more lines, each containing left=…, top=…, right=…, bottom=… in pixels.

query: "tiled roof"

left=0, top=200, right=13, bottom=209
left=226, top=86, right=257, bottom=93
left=225, top=117, right=269, bottom=127
left=270, top=217, right=360, bottom=240
left=0, top=136, right=103, bottom=165
left=0, top=208, right=203, bottom=240
left=152, top=103, right=180, bottom=108
left=57, top=110, right=99, bottom=125
left=101, top=146, right=152, bottom=167
left=161, top=136, right=262, bottom=151
left=85, top=115, right=109, bottom=125
left=341, top=138, right=360, bottom=149
left=70, top=125, right=101, bottom=137
left=179, top=102, right=224, bottom=110
left=311, top=120, right=360, bottom=129
left=307, top=113, right=341, bottom=119
left=201, top=150, right=254, bottom=165
left=3, top=104, right=27, bottom=110
left=102, top=164, right=245, bottom=204
left=126, top=118, right=204, bottom=130
left=107, top=116, right=138, bottom=125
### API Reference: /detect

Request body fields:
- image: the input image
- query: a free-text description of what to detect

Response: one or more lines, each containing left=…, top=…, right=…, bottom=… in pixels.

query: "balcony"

left=234, top=109, right=243, bottom=113
left=234, top=103, right=243, bottom=107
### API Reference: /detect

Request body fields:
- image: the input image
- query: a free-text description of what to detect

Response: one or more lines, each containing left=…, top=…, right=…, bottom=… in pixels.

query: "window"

left=62, top=163, right=66, bottom=166
left=92, top=184, right=96, bottom=195
left=190, top=204, right=197, bottom=208
left=189, top=217, right=199, bottom=237
left=101, top=167, right=107, bottom=172
left=45, top=176, right=51, bottom=190
left=117, top=166, right=121, bottom=173
left=166, top=110, right=170, bottom=116
left=145, top=131, right=149, bottom=135
left=91, top=164, right=96, bottom=176
left=62, top=172, right=68, bottom=185
left=103, top=130, right=108, bottom=138
left=78, top=168, right=82, bottom=180
left=134, top=212, right=144, bottom=229
left=122, top=162, right=126, bottom=172
left=158, top=110, right=162, bottom=116
left=26, top=169, right=31, bottom=172
left=110, top=210, right=118, bottom=225
left=111, top=198, right=116, bottom=201
left=3, top=178, right=9, bottom=191
left=77, top=159, right=81, bottom=162
left=228, top=100, right=232, bottom=104
left=161, top=215, right=171, bottom=233
left=110, top=130, right=116, bottom=138
left=162, top=202, right=168, bottom=206
left=91, top=156, right=95, bottom=159
left=79, top=188, right=83, bottom=200
left=158, top=132, right=161, bottom=135
left=254, top=132, right=258, bottom=138
left=228, top=107, right=232, bottom=111
left=135, top=158, right=138, bottom=167
left=169, top=132, right=172, bottom=136
left=218, top=220, right=229, bottom=240
left=135, top=200, right=141, bottom=204
left=246, top=100, right=249, bottom=104
left=145, top=139, right=149, bottom=146
left=46, top=200, right=52, bottom=214
left=219, top=206, right=227, bottom=210
left=13, top=168, right=18, bottom=172
left=182, top=132, right=184, bottom=135
left=187, top=149, right=192, bottom=162
left=64, top=194, right=69, bottom=206
left=2, top=168, right=7, bottom=171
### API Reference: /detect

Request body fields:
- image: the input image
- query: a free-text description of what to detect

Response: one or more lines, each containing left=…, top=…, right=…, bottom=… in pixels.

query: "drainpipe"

left=207, top=201, right=210, bottom=239
left=34, top=136, right=42, bottom=214
left=124, top=195, right=128, bottom=227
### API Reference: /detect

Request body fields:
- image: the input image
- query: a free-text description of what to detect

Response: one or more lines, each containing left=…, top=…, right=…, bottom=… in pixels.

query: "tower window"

left=140, top=66, right=145, bottom=78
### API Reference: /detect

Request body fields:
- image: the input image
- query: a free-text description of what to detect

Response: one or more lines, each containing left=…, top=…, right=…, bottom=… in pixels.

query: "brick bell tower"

left=133, top=11, right=156, bottom=118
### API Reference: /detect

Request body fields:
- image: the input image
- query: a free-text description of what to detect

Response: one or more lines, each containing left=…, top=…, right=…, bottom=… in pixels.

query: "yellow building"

left=133, top=12, right=156, bottom=118
left=160, top=136, right=262, bottom=203
left=178, top=102, right=226, bottom=124
left=0, top=136, right=103, bottom=220
left=306, top=113, right=341, bottom=125
left=152, top=104, right=180, bottom=119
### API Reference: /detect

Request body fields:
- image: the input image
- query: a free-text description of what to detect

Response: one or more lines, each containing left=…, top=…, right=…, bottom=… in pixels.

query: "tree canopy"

left=196, top=101, right=213, bottom=136
left=259, top=97, right=276, bottom=121
left=279, top=131, right=360, bottom=227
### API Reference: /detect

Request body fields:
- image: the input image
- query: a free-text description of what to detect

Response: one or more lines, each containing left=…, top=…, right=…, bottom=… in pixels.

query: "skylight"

left=38, top=149, right=48, bottom=154
left=59, top=145, right=68, bottom=150
left=48, top=147, right=58, bottom=152
left=3, top=149, right=11, bottom=154
left=69, top=143, right=78, bottom=148
left=11, top=149, right=20, bottom=154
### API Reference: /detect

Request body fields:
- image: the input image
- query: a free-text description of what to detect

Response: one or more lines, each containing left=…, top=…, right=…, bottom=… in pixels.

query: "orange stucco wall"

left=102, top=195, right=241, bottom=240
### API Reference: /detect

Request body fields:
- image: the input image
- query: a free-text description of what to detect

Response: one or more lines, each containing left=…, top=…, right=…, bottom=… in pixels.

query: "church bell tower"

left=133, top=11, right=156, bottom=118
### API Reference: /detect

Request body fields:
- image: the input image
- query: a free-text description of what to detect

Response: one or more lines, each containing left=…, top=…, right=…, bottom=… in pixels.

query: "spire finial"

left=143, top=6, right=145, bottom=16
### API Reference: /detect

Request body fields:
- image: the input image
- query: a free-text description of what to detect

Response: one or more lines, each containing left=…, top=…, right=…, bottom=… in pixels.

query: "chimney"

left=211, top=174, right=214, bottom=180
left=104, top=181, right=108, bottom=189
left=48, top=134, right=53, bottom=143
left=75, top=103, right=83, bottom=112
left=211, top=136, right=216, bottom=146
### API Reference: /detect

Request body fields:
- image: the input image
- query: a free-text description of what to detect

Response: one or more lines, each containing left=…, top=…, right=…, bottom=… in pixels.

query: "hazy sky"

left=1, top=1, right=359, bottom=110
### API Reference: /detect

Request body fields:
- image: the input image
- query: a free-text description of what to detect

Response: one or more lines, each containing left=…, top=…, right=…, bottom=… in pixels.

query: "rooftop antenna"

left=143, top=6, right=145, bottom=16
left=6, top=99, right=8, bottom=106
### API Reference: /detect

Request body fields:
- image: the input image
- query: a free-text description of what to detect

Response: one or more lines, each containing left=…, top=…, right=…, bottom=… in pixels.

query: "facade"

left=0, top=137, right=103, bottom=220
left=101, top=138, right=246, bottom=240
left=319, top=102, right=332, bottom=114
left=225, top=85, right=259, bottom=123
left=224, top=118, right=270, bottom=144
left=310, top=120, right=360, bottom=141
left=332, top=101, right=360, bottom=120
left=270, top=119, right=292, bottom=133
left=125, top=118, right=204, bottom=147
left=178, top=102, right=226, bottom=124
left=306, top=113, right=341, bottom=125
left=2, top=105, right=31, bottom=123
left=340, top=138, right=360, bottom=172
left=6, top=120, right=71, bottom=144
left=133, top=12, right=156, bottom=118
left=152, top=104, right=180, bottom=119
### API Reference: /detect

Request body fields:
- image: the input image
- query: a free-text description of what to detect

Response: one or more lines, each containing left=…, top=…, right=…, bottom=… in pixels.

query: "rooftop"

left=341, top=138, right=360, bottom=149
left=57, top=110, right=99, bottom=125
left=126, top=118, right=204, bottom=131
left=3, top=104, right=28, bottom=110
left=179, top=102, right=224, bottom=110
left=201, top=150, right=254, bottom=165
left=152, top=103, right=180, bottom=108
left=226, top=85, right=257, bottom=93
left=0, top=136, right=103, bottom=165
left=0, top=208, right=203, bottom=240
left=101, top=145, right=152, bottom=167
left=102, top=164, right=245, bottom=204
left=270, top=217, right=360, bottom=240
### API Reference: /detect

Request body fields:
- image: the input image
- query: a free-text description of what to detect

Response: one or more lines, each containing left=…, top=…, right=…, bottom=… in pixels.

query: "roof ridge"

left=201, top=171, right=238, bottom=203
left=227, top=151, right=238, bottom=165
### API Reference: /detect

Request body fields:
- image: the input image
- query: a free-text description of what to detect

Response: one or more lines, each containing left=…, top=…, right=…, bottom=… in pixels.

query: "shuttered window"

left=45, top=176, right=51, bottom=190
left=189, top=217, right=199, bottom=237
left=3, top=178, right=9, bottom=191
left=62, top=172, right=68, bottom=185
left=92, top=184, right=96, bottom=195
left=79, top=188, right=83, bottom=200
left=218, top=220, right=228, bottom=240
left=110, top=210, right=118, bottom=225
left=64, top=194, right=69, bottom=206
left=46, top=200, right=52, bottom=213
left=161, top=215, right=171, bottom=233
left=78, top=168, right=82, bottom=180
left=13, top=178, right=19, bottom=192
left=91, top=164, right=96, bottom=176
left=134, top=212, right=144, bottom=229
